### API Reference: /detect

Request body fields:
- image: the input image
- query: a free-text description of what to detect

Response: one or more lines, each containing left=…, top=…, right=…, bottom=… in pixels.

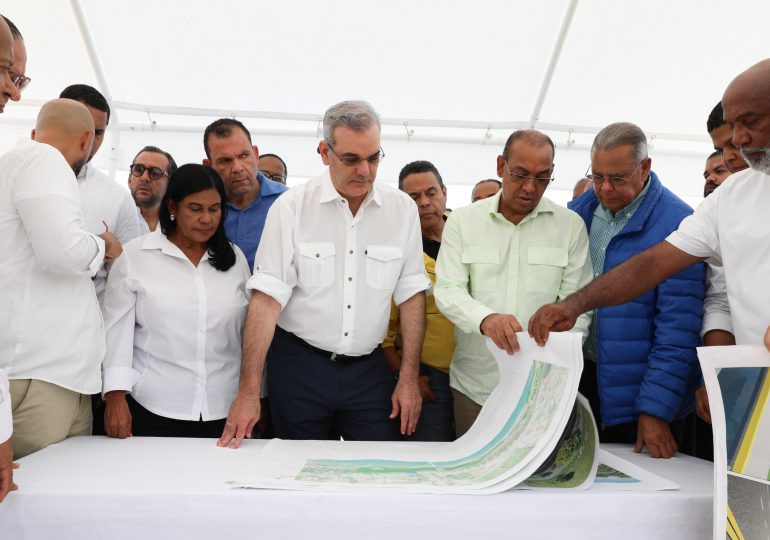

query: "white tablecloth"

left=0, top=437, right=712, bottom=539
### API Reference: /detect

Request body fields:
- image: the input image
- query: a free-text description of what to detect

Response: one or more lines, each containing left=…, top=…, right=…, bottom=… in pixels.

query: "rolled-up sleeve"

left=393, top=206, right=430, bottom=305
left=247, top=200, right=296, bottom=309
left=102, top=250, right=138, bottom=395
left=702, top=264, right=733, bottom=336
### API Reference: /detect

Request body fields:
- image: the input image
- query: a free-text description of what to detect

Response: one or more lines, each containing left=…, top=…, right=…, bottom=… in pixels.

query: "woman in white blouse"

left=102, top=164, right=250, bottom=438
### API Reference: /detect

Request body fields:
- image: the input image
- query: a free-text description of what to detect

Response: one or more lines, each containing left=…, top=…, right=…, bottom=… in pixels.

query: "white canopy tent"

left=1, top=0, right=765, bottom=209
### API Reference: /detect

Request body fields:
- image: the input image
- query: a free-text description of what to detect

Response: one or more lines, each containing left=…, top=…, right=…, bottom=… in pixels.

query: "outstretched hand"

left=528, top=303, right=579, bottom=345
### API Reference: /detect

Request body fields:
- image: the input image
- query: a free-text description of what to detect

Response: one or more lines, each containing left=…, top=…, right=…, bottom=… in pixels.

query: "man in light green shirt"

left=434, top=130, right=592, bottom=437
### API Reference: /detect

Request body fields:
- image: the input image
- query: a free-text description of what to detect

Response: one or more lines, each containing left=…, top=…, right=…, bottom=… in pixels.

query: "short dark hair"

left=473, top=178, right=502, bottom=189
left=707, top=150, right=721, bottom=161
left=398, top=160, right=444, bottom=189
left=707, top=102, right=726, bottom=133
left=2, top=16, right=22, bottom=39
left=260, top=153, right=287, bottom=177
left=203, top=118, right=252, bottom=159
left=132, top=145, right=178, bottom=177
left=59, top=84, right=111, bottom=123
left=158, top=164, right=236, bottom=271
left=502, top=130, right=555, bottom=162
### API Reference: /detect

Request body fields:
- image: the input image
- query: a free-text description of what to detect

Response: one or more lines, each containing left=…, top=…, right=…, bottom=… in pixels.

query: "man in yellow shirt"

left=435, top=130, right=593, bottom=437
left=383, top=161, right=456, bottom=441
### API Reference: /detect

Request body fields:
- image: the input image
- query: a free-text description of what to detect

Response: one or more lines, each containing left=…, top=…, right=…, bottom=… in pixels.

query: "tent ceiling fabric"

left=1, top=0, right=765, bottom=207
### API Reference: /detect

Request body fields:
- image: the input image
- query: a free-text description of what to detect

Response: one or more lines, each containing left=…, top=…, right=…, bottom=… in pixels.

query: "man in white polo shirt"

left=219, top=100, right=429, bottom=446
left=530, top=58, right=770, bottom=359
left=0, top=99, right=121, bottom=458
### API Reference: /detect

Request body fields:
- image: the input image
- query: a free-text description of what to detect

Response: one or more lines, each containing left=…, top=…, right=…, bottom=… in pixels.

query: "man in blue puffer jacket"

left=569, top=122, right=705, bottom=459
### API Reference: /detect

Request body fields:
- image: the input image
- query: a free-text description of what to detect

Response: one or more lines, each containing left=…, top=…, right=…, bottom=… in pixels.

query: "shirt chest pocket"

left=527, top=247, right=568, bottom=294
left=298, top=242, right=336, bottom=287
left=366, top=245, right=403, bottom=290
left=462, top=246, right=499, bottom=293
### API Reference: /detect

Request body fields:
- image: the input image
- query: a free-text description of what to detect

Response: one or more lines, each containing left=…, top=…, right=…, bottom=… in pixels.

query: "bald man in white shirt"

left=0, top=99, right=121, bottom=459
left=219, top=100, right=430, bottom=446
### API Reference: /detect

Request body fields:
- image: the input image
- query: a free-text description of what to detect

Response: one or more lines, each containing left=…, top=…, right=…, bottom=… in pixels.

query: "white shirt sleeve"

left=393, top=204, right=430, bottom=306
left=102, top=248, right=138, bottom=396
left=0, top=370, right=11, bottom=444
left=247, top=200, right=295, bottom=308
left=666, top=189, right=721, bottom=264
left=114, top=188, right=142, bottom=245
left=13, top=153, right=105, bottom=276
left=702, top=263, right=733, bottom=337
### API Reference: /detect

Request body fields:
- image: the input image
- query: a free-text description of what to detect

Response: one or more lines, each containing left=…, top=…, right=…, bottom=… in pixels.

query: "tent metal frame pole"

left=529, top=0, right=579, bottom=128
left=70, top=0, right=121, bottom=180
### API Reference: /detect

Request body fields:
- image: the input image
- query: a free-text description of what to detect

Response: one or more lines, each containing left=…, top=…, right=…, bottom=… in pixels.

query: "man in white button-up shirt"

left=219, top=101, right=430, bottom=446
left=0, top=99, right=121, bottom=459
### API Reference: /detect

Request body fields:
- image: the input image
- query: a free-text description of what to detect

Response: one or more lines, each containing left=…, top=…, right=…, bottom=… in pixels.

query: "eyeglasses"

left=503, top=161, right=553, bottom=188
left=130, top=163, right=168, bottom=181
left=585, top=163, right=640, bottom=187
left=328, top=144, right=385, bottom=167
left=261, top=171, right=286, bottom=183
left=11, top=73, right=31, bottom=93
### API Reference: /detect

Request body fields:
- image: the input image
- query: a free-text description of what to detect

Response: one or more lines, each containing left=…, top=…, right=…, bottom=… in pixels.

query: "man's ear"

left=30, top=128, right=36, bottom=141
left=202, top=158, right=211, bottom=166
left=318, top=141, right=331, bottom=166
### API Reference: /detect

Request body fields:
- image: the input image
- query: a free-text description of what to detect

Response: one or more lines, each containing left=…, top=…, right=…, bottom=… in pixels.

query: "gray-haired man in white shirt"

left=219, top=100, right=430, bottom=446
left=0, top=99, right=121, bottom=459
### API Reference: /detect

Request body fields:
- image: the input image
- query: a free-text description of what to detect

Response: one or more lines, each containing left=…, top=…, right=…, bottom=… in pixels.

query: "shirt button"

left=344, top=332, right=349, bottom=337
left=349, top=250, right=353, bottom=255
left=348, top=277, right=353, bottom=282
left=347, top=305, right=351, bottom=309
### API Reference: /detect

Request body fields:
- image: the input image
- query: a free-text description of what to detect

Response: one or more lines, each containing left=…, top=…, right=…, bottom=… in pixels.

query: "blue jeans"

left=408, top=364, right=455, bottom=442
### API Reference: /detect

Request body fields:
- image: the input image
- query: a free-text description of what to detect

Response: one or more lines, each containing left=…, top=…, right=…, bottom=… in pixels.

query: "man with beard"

left=218, top=100, right=429, bottom=445
left=530, top=59, right=770, bottom=414
left=203, top=119, right=288, bottom=272
left=59, top=84, right=140, bottom=306
left=0, top=99, right=121, bottom=459
left=128, top=146, right=177, bottom=234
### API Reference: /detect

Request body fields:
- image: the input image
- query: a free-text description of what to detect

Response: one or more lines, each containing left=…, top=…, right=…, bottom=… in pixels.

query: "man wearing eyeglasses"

left=433, top=130, right=593, bottom=437
left=258, top=153, right=288, bottom=185
left=128, top=146, right=178, bottom=234
left=203, top=119, right=288, bottom=272
left=218, top=100, right=429, bottom=445
left=0, top=16, right=20, bottom=113
left=1, top=17, right=27, bottom=106
left=562, top=122, right=706, bottom=459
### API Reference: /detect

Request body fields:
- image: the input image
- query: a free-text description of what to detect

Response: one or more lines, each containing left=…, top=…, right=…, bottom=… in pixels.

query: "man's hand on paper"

left=481, top=313, right=523, bottom=355
left=528, top=303, right=579, bottom=345
left=695, top=384, right=711, bottom=424
left=634, top=414, right=677, bottom=459
left=0, top=438, right=18, bottom=503
left=218, top=391, right=260, bottom=449
left=390, top=376, right=421, bottom=436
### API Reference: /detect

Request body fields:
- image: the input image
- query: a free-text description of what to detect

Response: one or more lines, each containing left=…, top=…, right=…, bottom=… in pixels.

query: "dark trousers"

left=125, top=394, right=227, bottom=438
left=267, top=328, right=399, bottom=441
left=407, top=364, right=455, bottom=442
left=579, top=359, right=696, bottom=454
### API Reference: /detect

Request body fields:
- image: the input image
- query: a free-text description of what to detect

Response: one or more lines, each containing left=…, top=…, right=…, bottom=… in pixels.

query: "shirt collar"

left=141, top=229, right=210, bottom=263
left=226, top=172, right=282, bottom=211
left=488, top=191, right=555, bottom=223
left=319, top=169, right=382, bottom=208
left=76, top=163, right=90, bottom=182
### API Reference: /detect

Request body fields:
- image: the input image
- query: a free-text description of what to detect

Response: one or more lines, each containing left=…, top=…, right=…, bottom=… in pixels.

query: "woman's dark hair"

left=159, top=164, right=236, bottom=271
